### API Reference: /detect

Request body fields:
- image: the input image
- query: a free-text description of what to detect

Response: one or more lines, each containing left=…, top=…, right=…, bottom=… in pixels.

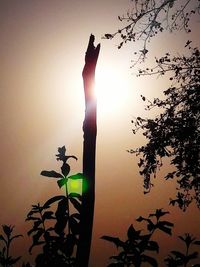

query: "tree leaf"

left=26, top=209, right=39, bottom=217
left=69, top=197, right=81, bottom=213
left=70, top=213, right=81, bottom=221
left=149, top=209, right=169, bottom=220
left=54, top=198, right=69, bottom=235
left=157, top=222, right=173, bottom=235
left=104, top=33, right=113, bottom=39
left=2, top=225, right=13, bottom=237
left=171, top=250, right=185, bottom=259
left=25, top=216, right=40, bottom=221
left=61, top=163, right=70, bottom=176
left=32, top=229, right=44, bottom=242
left=141, top=254, right=158, bottom=267
left=127, top=224, right=141, bottom=240
left=147, top=240, right=159, bottom=253
left=63, top=234, right=76, bottom=256
left=54, top=217, right=68, bottom=235
left=101, top=236, right=125, bottom=248
left=136, top=216, right=145, bottom=222
left=68, top=173, right=85, bottom=180
left=57, top=177, right=67, bottom=188
left=55, top=198, right=69, bottom=219
left=29, top=229, right=44, bottom=253
left=40, top=170, right=63, bottom=178
left=69, top=217, right=80, bottom=235
left=8, top=256, right=21, bottom=265
left=28, top=227, right=44, bottom=236
left=66, top=155, right=78, bottom=161
left=43, top=195, right=66, bottom=208
left=160, top=221, right=174, bottom=227
left=33, top=220, right=42, bottom=229
left=42, top=211, right=55, bottom=220
left=69, top=193, right=82, bottom=201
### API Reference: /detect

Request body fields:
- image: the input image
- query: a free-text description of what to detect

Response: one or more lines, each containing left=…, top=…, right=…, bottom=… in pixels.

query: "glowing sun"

left=95, top=67, right=128, bottom=114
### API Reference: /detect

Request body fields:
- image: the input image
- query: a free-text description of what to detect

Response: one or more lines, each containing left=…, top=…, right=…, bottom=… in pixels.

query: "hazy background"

left=0, top=1, right=200, bottom=266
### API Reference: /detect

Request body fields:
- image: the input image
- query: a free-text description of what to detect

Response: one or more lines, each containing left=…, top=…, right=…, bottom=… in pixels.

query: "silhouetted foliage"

left=165, top=233, right=200, bottom=266
left=103, top=0, right=200, bottom=65
left=129, top=45, right=200, bottom=210
left=41, top=145, right=78, bottom=186
left=104, top=1, right=200, bottom=211
left=26, top=146, right=82, bottom=267
left=0, top=225, right=22, bottom=267
left=103, top=209, right=200, bottom=266
left=1, top=147, right=199, bottom=266
left=102, top=209, right=174, bottom=266
left=26, top=198, right=77, bottom=267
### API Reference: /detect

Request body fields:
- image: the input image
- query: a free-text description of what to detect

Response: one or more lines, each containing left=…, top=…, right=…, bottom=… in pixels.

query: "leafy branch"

left=103, top=0, right=200, bottom=64
left=129, top=45, right=200, bottom=210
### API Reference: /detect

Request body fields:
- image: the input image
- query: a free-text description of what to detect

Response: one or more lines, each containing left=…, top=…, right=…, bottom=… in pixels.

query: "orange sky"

left=0, top=1, right=200, bottom=266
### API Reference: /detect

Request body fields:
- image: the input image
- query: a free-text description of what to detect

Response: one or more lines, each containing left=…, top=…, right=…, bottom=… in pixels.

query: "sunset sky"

left=0, top=1, right=200, bottom=266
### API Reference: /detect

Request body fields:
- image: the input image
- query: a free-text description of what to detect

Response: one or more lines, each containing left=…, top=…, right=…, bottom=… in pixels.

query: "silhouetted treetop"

left=103, top=0, right=200, bottom=64
left=129, top=45, right=200, bottom=210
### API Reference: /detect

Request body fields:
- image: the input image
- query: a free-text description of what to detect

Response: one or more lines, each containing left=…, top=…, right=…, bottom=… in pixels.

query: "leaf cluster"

left=102, top=209, right=173, bottom=267
left=40, top=146, right=79, bottom=188
left=165, top=233, right=200, bottom=266
left=26, top=195, right=80, bottom=267
left=129, top=46, right=200, bottom=210
left=103, top=0, right=200, bottom=64
left=25, top=146, right=83, bottom=267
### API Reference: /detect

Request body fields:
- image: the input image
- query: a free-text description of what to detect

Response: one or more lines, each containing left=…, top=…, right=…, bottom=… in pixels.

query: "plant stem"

left=5, top=238, right=10, bottom=267
left=65, top=183, right=71, bottom=235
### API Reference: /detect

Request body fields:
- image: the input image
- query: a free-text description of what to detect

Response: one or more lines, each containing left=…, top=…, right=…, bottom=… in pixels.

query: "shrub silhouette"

left=102, top=209, right=174, bottom=267
left=0, top=225, right=22, bottom=267
left=1, top=147, right=199, bottom=267
left=102, top=209, right=199, bottom=267
left=165, top=233, right=200, bottom=267
left=25, top=146, right=82, bottom=267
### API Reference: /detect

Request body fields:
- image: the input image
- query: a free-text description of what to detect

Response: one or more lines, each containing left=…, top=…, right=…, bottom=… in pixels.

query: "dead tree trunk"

left=75, top=35, right=100, bottom=267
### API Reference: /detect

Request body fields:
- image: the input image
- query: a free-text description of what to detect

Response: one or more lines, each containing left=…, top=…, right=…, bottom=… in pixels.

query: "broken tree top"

left=84, top=34, right=100, bottom=67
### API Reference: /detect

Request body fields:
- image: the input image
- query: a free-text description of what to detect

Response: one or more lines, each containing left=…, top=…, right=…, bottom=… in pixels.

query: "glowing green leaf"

left=57, top=177, right=68, bottom=188
left=68, top=173, right=85, bottom=180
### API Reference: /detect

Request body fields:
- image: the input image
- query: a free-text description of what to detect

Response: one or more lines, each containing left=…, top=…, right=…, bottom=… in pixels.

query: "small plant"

left=26, top=198, right=78, bottom=267
left=26, top=146, right=84, bottom=267
left=0, top=225, right=22, bottom=267
left=102, top=209, right=174, bottom=267
left=165, top=233, right=200, bottom=267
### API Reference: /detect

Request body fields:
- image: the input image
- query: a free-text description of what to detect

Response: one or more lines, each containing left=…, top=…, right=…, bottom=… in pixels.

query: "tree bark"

left=75, top=35, right=100, bottom=267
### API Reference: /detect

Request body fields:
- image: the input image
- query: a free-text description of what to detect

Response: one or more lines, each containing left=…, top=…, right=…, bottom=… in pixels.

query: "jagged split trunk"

left=75, top=35, right=100, bottom=267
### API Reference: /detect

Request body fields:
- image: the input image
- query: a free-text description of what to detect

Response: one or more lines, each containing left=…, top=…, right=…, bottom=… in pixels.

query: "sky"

left=0, top=0, right=200, bottom=266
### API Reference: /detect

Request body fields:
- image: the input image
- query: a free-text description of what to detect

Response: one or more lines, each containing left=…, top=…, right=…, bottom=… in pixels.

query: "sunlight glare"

left=95, top=67, right=128, bottom=115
